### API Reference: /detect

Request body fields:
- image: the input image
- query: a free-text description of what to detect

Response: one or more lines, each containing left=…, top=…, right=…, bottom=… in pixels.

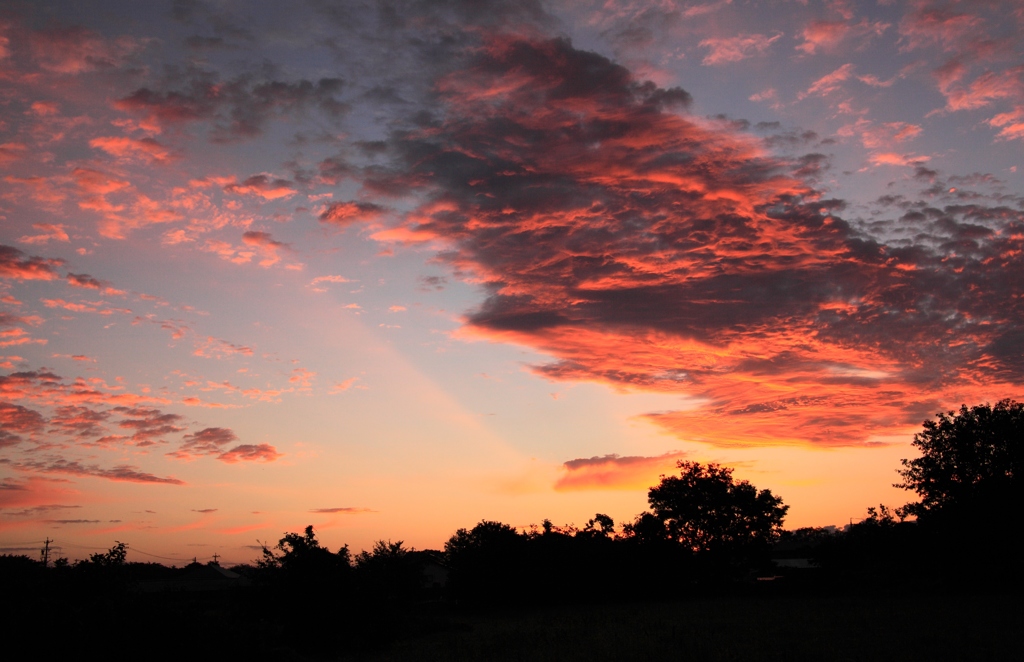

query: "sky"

left=1, top=0, right=1023, bottom=565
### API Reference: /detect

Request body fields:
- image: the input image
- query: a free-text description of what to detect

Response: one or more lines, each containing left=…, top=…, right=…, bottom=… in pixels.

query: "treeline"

left=1, top=400, right=1019, bottom=658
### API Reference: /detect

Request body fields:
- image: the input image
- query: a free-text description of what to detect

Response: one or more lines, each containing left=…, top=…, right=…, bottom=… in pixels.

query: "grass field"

left=358, top=594, right=1022, bottom=662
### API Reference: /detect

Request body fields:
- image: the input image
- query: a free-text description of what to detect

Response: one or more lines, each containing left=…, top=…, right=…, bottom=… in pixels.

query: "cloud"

left=48, top=405, right=110, bottom=438
left=2, top=504, right=81, bottom=517
left=797, top=18, right=890, bottom=55
left=116, top=72, right=347, bottom=142
left=89, top=136, right=173, bottom=163
left=216, top=443, right=281, bottom=463
left=329, top=377, right=359, bottom=394
left=29, top=25, right=142, bottom=74
left=309, top=507, right=375, bottom=514
left=66, top=273, right=103, bottom=289
left=27, top=372, right=161, bottom=406
left=870, top=152, right=928, bottom=167
left=113, top=406, right=185, bottom=446
left=360, top=32, right=1024, bottom=449
left=555, top=451, right=689, bottom=491
left=7, top=458, right=184, bottom=485
left=699, top=33, right=781, bottom=65
left=0, top=245, right=63, bottom=280
left=41, top=298, right=132, bottom=316
left=0, top=142, right=28, bottom=165
left=319, top=200, right=386, bottom=225
left=899, top=4, right=983, bottom=52
left=170, top=426, right=238, bottom=459
left=0, top=402, right=46, bottom=446
left=241, top=230, right=290, bottom=267
left=802, top=63, right=856, bottom=98
left=224, top=175, right=296, bottom=200
left=19, top=224, right=69, bottom=245
left=309, top=275, right=351, bottom=292
left=192, top=336, right=254, bottom=358
left=988, top=106, right=1024, bottom=141
left=289, top=368, right=315, bottom=389
left=941, top=68, right=1023, bottom=112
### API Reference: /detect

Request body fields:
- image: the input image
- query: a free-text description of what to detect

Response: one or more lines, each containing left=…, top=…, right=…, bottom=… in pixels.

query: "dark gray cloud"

left=116, top=69, right=347, bottom=142
left=354, top=31, right=1024, bottom=447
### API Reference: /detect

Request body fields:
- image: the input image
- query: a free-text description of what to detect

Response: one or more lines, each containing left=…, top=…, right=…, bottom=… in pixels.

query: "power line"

left=127, top=547, right=196, bottom=562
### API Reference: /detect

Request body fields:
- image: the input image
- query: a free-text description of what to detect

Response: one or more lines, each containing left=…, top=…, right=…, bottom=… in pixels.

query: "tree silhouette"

left=258, top=525, right=351, bottom=588
left=444, top=520, right=525, bottom=603
left=648, top=461, right=788, bottom=556
left=897, top=399, right=1022, bottom=522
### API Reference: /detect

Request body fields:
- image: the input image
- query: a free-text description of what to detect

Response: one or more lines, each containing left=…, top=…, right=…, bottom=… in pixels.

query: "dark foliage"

left=897, top=399, right=1022, bottom=522
left=642, top=461, right=788, bottom=579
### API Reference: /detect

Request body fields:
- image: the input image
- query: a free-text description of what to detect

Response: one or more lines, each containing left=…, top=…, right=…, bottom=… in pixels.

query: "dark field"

left=361, top=594, right=1022, bottom=662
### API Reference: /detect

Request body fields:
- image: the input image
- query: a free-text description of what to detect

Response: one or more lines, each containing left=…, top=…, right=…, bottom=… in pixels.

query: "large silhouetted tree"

left=897, top=399, right=1022, bottom=522
left=648, top=461, right=788, bottom=556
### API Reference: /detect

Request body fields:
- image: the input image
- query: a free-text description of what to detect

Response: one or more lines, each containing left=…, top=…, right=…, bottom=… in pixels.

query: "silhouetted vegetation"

left=2, top=406, right=1021, bottom=659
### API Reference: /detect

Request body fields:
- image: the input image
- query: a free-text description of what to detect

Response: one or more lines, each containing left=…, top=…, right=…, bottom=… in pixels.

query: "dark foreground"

left=362, top=594, right=1022, bottom=662
left=8, top=583, right=1020, bottom=662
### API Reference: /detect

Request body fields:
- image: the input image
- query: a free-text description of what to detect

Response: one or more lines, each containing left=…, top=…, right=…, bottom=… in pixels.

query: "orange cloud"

left=18, top=223, right=69, bottom=245
left=224, top=174, right=295, bottom=200
left=89, top=136, right=173, bottom=163
left=554, top=451, right=689, bottom=491
left=363, top=33, right=1024, bottom=450
left=0, top=244, right=63, bottom=280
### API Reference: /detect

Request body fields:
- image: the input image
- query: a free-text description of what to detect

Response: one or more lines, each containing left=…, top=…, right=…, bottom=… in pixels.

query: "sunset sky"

left=2, top=0, right=1023, bottom=565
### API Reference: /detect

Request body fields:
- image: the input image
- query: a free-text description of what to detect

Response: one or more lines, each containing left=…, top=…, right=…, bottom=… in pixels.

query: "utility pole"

left=40, top=538, right=52, bottom=567
left=212, top=553, right=220, bottom=565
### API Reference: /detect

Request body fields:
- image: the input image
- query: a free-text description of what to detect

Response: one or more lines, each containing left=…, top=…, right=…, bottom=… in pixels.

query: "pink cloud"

left=3, top=176, right=67, bottom=208
left=319, top=200, right=386, bottom=225
left=89, top=136, right=173, bottom=163
left=241, top=231, right=290, bottom=267
left=308, top=275, right=351, bottom=292
left=41, top=298, right=132, bottom=316
left=899, top=4, right=984, bottom=52
left=801, top=63, right=855, bottom=97
left=0, top=401, right=46, bottom=446
left=699, top=33, right=781, bottom=65
left=329, top=377, right=359, bottom=394
left=19, top=224, right=70, bottom=245
left=941, top=68, right=1023, bottom=112
left=0, top=245, right=63, bottom=281
left=193, top=336, right=254, bottom=359
left=840, top=120, right=923, bottom=149
left=288, top=368, right=316, bottom=389
left=870, top=152, right=929, bottom=166
left=555, top=452, right=689, bottom=491
left=988, top=106, right=1024, bottom=141
left=224, top=174, right=295, bottom=200
left=29, top=26, right=141, bottom=74
left=0, top=142, right=28, bottom=165
left=797, top=18, right=889, bottom=55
